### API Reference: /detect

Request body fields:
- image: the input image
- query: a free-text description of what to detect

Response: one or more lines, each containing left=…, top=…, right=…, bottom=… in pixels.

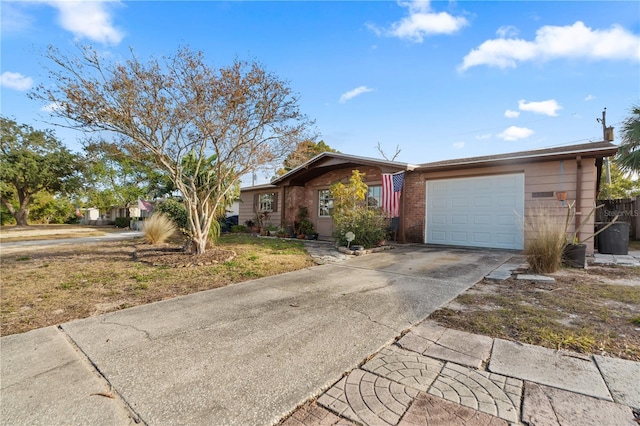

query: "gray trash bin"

left=598, top=222, right=629, bottom=255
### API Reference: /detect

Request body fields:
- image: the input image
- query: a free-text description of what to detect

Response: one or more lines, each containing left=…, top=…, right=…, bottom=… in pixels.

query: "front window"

left=258, top=193, right=275, bottom=212
left=367, top=185, right=382, bottom=208
left=318, top=190, right=333, bottom=217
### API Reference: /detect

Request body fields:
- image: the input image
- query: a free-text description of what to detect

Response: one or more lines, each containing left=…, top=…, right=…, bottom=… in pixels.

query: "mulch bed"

left=134, top=244, right=236, bottom=268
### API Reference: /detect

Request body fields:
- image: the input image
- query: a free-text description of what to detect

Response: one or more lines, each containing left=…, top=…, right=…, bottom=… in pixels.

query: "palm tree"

left=616, top=105, right=640, bottom=174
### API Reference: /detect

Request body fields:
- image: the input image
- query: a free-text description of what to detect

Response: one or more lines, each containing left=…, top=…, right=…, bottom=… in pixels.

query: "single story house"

left=239, top=141, right=618, bottom=254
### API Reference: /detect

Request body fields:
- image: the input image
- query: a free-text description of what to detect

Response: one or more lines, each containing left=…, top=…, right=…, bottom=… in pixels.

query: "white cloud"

left=496, top=25, right=518, bottom=38
left=584, top=94, right=596, bottom=101
left=498, top=126, right=534, bottom=141
left=370, top=0, right=468, bottom=43
left=452, top=142, right=465, bottom=149
left=47, top=0, right=124, bottom=45
left=459, top=21, right=640, bottom=71
left=475, top=133, right=491, bottom=140
left=518, top=99, right=562, bottom=116
left=0, top=71, right=33, bottom=91
left=339, top=86, right=374, bottom=103
left=504, top=109, right=520, bottom=118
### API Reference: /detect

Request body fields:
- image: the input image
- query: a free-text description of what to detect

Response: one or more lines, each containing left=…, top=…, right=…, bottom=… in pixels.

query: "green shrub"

left=231, top=225, right=247, bottom=233
left=330, top=170, right=389, bottom=248
left=143, top=213, right=177, bottom=244
left=114, top=217, right=130, bottom=228
left=155, top=198, right=188, bottom=230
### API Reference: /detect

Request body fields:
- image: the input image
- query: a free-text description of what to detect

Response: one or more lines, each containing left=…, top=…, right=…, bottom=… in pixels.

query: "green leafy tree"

left=0, top=117, right=82, bottom=226
left=32, top=45, right=312, bottom=254
left=275, top=140, right=337, bottom=176
left=83, top=140, right=172, bottom=214
left=329, top=170, right=389, bottom=248
left=599, top=159, right=640, bottom=200
left=616, top=105, right=640, bottom=173
left=28, top=191, right=75, bottom=224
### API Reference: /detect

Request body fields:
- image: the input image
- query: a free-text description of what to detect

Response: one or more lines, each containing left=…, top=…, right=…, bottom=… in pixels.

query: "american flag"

left=381, top=172, right=404, bottom=218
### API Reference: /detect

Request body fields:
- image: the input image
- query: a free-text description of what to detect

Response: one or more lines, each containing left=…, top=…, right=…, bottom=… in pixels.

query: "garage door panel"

left=496, top=196, right=518, bottom=207
left=497, top=214, right=517, bottom=226
left=432, top=214, right=447, bottom=225
left=497, top=234, right=517, bottom=245
left=451, top=198, right=468, bottom=208
left=432, top=198, right=448, bottom=208
left=451, top=232, right=468, bottom=242
left=452, top=215, right=468, bottom=225
left=472, top=233, right=491, bottom=243
left=430, top=230, right=447, bottom=242
left=473, top=197, right=492, bottom=208
left=426, top=174, right=524, bottom=250
left=474, top=179, right=492, bottom=191
left=474, top=215, right=492, bottom=225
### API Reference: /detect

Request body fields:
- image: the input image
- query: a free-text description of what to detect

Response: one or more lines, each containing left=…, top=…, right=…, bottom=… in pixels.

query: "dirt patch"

left=430, top=258, right=640, bottom=361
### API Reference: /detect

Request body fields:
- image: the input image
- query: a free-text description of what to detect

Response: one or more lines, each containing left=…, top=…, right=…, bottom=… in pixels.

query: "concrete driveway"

left=1, top=245, right=512, bottom=425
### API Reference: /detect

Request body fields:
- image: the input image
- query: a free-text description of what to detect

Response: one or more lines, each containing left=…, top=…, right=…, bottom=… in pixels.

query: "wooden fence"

left=596, top=196, right=640, bottom=240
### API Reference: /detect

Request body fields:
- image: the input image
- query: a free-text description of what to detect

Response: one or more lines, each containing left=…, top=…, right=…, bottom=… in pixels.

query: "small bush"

left=524, top=210, right=566, bottom=273
left=155, top=198, right=188, bottom=230
left=114, top=217, right=130, bottom=228
left=231, top=225, right=246, bottom=233
left=143, top=213, right=177, bottom=245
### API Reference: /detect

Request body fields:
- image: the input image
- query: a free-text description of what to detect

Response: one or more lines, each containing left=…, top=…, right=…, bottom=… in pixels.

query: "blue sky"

left=1, top=1, right=639, bottom=184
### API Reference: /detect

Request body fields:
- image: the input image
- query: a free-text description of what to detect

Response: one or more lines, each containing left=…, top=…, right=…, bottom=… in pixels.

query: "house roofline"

left=271, top=152, right=418, bottom=185
left=414, top=141, right=618, bottom=172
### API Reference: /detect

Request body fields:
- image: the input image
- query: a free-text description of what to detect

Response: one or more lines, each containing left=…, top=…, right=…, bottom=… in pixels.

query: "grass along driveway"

left=429, top=257, right=640, bottom=361
left=1, top=234, right=315, bottom=336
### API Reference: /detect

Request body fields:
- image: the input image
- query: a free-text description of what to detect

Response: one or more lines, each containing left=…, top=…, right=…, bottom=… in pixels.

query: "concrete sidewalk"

left=289, top=321, right=640, bottom=426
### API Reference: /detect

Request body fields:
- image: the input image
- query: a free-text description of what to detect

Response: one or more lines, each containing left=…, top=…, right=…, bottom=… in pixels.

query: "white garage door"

left=425, top=174, right=524, bottom=250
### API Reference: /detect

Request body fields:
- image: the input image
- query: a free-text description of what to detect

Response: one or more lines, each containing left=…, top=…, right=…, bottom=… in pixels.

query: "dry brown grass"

left=0, top=234, right=315, bottom=336
left=430, top=260, right=640, bottom=361
left=142, top=213, right=177, bottom=244
left=524, top=209, right=566, bottom=273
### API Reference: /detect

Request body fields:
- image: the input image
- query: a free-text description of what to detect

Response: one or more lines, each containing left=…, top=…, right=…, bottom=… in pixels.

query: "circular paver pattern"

left=317, top=369, right=419, bottom=425
left=428, top=362, right=522, bottom=423
left=362, top=346, right=444, bottom=392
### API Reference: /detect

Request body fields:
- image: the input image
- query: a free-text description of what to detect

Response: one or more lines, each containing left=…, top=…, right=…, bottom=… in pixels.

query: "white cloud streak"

left=369, top=0, right=468, bottom=43
left=459, top=21, right=640, bottom=71
left=47, top=0, right=124, bottom=45
left=339, top=86, right=374, bottom=103
left=498, top=126, right=534, bottom=141
left=504, top=110, right=520, bottom=118
left=1, top=71, right=33, bottom=91
left=518, top=99, right=562, bottom=116
left=452, top=142, right=465, bottom=149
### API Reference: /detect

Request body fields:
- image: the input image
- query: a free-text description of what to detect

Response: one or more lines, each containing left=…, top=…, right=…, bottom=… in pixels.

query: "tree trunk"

left=15, top=208, right=29, bottom=226
left=191, top=234, right=208, bottom=255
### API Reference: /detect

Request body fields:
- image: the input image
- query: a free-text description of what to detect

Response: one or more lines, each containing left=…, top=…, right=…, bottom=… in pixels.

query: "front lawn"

left=0, top=234, right=315, bottom=336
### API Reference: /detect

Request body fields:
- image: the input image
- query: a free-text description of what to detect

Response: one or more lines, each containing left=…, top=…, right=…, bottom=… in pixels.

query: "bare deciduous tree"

left=376, top=141, right=401, bottom=161
left=32, top=45, right=313, bottom=254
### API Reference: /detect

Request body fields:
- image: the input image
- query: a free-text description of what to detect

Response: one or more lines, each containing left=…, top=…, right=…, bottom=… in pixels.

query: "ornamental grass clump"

left=142, top=213, right=177, bottom=245
left=524, top=209, right=566, bottom=273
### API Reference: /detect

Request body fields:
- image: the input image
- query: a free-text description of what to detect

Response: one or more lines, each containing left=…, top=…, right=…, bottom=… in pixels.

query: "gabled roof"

left=415, top=141, right=617, bottom=172
left=271, top=152, right=418, bottom=186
